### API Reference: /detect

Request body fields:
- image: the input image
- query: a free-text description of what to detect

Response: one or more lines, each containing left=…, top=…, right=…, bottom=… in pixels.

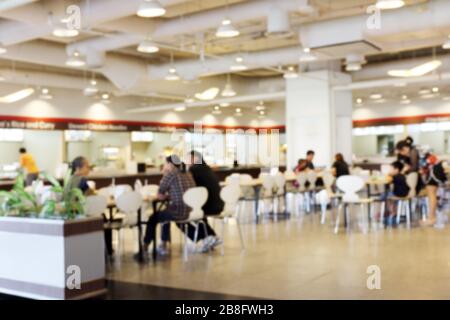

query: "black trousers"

left=177, top=216, right=217, bottom=243
left=143, top=210, right=176, bottom=245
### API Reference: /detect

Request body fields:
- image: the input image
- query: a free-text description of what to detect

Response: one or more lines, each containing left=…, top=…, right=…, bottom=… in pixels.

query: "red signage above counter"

left=0, top=115, right=286, bottom=133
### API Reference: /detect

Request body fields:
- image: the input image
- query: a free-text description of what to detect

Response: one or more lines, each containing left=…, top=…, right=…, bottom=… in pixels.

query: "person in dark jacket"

left=181, top=151, right=224, bottom=252
left=331, top=153, right=350, bottom=178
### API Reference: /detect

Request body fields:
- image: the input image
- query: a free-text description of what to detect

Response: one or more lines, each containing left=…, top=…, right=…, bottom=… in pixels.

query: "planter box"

left=0, top=216, right=106, bottom=300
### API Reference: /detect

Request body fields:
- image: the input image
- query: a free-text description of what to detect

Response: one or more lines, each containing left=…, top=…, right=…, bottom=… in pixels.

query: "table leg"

left=152, top=202, right=158, bottom=262
left=254, top=185, right=261, bottom=223
left=137, top=207, right=144, bottom=263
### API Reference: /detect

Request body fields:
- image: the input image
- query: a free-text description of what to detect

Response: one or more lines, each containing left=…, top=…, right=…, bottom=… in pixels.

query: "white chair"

left=259, top=173, right=275, bottom=218
left=296, top=172, right=310, bottom=213
left=85, top=195, right=108, bottom=217
left=115, top=191, right=144, bottom=256
left=318, top=171, right=337, bottom=225
left=210, top=185, right=244, bottom=255
left=179, top=187, right=208, bottom=261
left=273, top=172, right=287, bottom=215
left=140, top=184, right=159, bottom=219
left=86, top=180, right=96, bottom=190
left=334, top=175, right=373, bottom=234
left=97, top=186, right=113, bottom=199
left=113, top=184, right=133, bottom=200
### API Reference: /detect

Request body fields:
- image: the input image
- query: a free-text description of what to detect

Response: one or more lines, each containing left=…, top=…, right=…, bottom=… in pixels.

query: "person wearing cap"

left=142, top=154, right=195, bottom=256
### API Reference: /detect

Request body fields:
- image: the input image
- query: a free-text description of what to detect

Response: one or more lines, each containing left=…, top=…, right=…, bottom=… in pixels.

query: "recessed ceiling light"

left=370, top=93, right=383, bottom=100
left=214, top=105, right=220, bottom=111
left=0, top=88, right=35, bottom=103
left=195, top=87, right=219, bottom=101
left=101, top=93, right=110, bottom=100
left=235, top=108, right=241, bottom=113
left=376, top=0, right=405, bottom=10
left=220, top=102, right=230, bottom=107
left=356, top=98, right=363, bottom=104
left=65, top=51, right=85, bottom=67
left=137, top=39, right=159, bottom=53
left=432, top=87, right=439, bottom=93
left=39, top=88, right=53, bottom=100
left=255, top=101, right=266, bottom=111
left=388, top=60, right=442, bottom=77
left=216, top=18, right=240, bottom=38
left=137, top=0, right=166, bottom=18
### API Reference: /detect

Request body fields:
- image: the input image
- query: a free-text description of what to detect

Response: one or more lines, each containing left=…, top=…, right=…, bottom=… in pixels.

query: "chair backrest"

left=284, top=170, right=296, bottom=181
left=97, top=186, right=113, bottom=199
left=134, top=179, right=143, bottom=191
left=307, top=171, right=317, bottom=185
left=322, top=172, right=335, bottom=190
left=220, top=185, right=240, bottom=215
left=336, top=175, right=365, bottom=202
left=183, top=187, right=208, bottom=220
left=350, top=166, right=363, bottom=175
left=260, top=173, right=274, bottom=196
left=240, top=174, right=253, bottom=184
left=274, top=172, right=286, bottom=189
left=113, top=184, right=133, bottom=200
left=296, top=172, right=308, bottom=191
left=406, top=172, right=418, bottom=197
left=140, top=184, right=159, bottom=198
left=85, top=195, right=108, bottom=217
left=225, top=174, right=240, bottom=186
left=115, top=191, right=143, bottom=214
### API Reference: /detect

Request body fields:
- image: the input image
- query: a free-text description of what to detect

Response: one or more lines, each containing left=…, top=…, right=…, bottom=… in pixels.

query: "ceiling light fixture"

left=84, top=79, right=99, bottom=96
left=137, top=39, right=159, bottom=53
left=230, top=56, right=248, bottom=71
left=65, top=51, right=85, bottom=67
left=283, top=66, right=299, bottom=79
left=388, top=60, right=442, bottom=77
left=174, top=105, right=186, bottom=112
left=216, top=18, right=240, bottom=38
left=432, top=87, right=439, bottom=93
left=369, top=93, right=383, bottom=100
left=52, top=25, right=79, bottom=38
left=0, top=88, right=35, bottom=103
left=221, top=74, right=237, bottom=97
left=376, top=0, right=405, bottom=10
left=255, top=101, right=266, bottom=111
left=419, top=88, right=431, bottom=95
left=220, top=102, right=230, bottom=107
left=165, top=67, right=181, bottom=81
left=39, top=87, right=53, bottom=100
left=0, top=44, right=7, bottom=55
left=137, top=0, right=166, bottom=18
left=299, top=47, right=317, bottom=62
left=195, top=87, right=220, bottom=101
left=345, top=54, right=366, bottom=72
left=356, top=98, right=363, bottom=104
left=443, top=36, right=450, bottom=50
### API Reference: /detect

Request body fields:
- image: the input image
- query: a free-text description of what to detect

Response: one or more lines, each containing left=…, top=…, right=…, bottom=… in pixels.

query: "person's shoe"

left=209, top=237, right=223, bottom=250
left=420, top=219, right=436, bottom=227
left=200, top=236, right=215, bottom=253
left=157, top=244, right=170, bottom=256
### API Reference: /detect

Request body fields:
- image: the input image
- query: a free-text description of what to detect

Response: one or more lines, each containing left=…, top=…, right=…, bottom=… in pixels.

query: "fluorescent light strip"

left=0, top=88, right=35, bottom=103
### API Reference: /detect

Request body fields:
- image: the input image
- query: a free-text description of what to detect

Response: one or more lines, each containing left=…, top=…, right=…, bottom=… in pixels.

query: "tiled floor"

left=107, top=207, right=450, bottom=300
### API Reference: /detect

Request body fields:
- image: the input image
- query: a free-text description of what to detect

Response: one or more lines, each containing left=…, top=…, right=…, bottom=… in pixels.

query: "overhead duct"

left=265, top=5, right=292, bottom=38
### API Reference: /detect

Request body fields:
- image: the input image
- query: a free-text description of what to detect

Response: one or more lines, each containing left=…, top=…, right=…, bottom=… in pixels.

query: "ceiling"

left=0, top=0, right=449, bottom=113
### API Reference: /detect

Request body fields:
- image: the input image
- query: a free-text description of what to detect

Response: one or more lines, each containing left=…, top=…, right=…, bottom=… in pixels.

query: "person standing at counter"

left=19, top=148, right=39, bottom=186
left=142, top=155, right=195, bottom=256
left=306, top=150, right=315, bottom=170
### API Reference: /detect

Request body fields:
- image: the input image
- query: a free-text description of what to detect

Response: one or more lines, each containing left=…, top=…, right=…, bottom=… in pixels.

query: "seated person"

left=66, top=157, right=114, bottom=256
left=331, top=153, right=350, bottom=178
left=181, top=151, right=224, bottom=252
left=383, top=161, right=410, bottom=226
left=294, top=158, right=308, bottom=174
left=142, top=155, right=195, bottom=256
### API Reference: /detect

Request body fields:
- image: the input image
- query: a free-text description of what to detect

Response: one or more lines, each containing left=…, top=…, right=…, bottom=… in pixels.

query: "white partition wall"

left=285, top=70, right=353, bottom=169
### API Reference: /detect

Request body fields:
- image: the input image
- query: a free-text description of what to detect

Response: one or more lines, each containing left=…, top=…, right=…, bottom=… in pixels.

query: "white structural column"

left=285, top=70, right=353, bottom=169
